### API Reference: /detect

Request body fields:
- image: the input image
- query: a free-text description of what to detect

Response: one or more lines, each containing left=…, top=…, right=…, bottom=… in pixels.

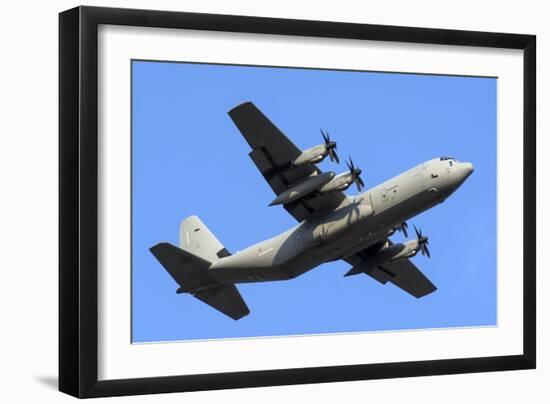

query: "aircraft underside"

left=150, top=101, right=473, bottom=320
left=209, top=221, right=395, bottom=284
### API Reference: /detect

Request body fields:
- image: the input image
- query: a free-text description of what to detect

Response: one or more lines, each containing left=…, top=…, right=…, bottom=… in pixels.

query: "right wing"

left=228, top=101, right=347, bottom=222
left=369, top=259, right=437, bottom=298
left=344, top=242, right=437, bottom=298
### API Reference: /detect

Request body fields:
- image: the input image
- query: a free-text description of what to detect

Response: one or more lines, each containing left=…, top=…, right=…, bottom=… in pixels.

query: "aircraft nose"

left=459, top=162, right=474, bottom=180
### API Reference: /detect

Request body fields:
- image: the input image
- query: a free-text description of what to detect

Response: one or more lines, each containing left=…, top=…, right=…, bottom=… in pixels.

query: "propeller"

left=320, top=129, right=340, bottom=164
left=396, top=221, right=409, bottom=238
left=346, top=156, right=365, bottom=192
left=414, top=225, right=430, bottom=258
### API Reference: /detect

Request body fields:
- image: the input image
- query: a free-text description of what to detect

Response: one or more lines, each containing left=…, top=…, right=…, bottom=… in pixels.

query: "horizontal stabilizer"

left=150, top=242, right=213, bottom=293
left=150, top=242, right=250, bottom=319
left=194, top=284, right=250, bottom=320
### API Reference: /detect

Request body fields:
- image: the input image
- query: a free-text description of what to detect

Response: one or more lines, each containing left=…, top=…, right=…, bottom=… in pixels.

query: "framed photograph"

left=59, top=6, right=536, bottom=398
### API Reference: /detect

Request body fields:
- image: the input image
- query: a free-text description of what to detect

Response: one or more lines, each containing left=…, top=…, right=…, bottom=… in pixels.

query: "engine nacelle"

left=270, top=172, right=335, bottom=206
left=318, top=172, right=354, bottom=193
left=389, top=241, right=419, bottom=261
left=344, top=239, right=418, bottom=276
left=270, top=170, right=359, bottom=206
left=292, top=144, right=327, bottom=167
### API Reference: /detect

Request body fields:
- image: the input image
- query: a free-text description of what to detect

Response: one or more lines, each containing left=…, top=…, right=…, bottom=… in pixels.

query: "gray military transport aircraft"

left=150, top=101, right=474, bottom=320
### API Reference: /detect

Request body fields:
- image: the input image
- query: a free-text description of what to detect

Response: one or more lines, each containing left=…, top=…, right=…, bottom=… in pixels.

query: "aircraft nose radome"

left=459, top=162, right=474, bottom=181
left=464, top=162, right=474, bottom=176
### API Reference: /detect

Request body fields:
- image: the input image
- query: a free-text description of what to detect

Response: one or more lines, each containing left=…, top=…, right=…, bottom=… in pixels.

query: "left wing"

left=344, top=243, right=437, bottom=298
left=228, top=101, right=347, bottom=222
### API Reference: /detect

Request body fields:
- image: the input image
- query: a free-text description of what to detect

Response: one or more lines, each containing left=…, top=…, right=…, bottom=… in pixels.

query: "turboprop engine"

left=269, top=157, right=366, bottom=206
left=318, top=157, right=365, bottom=193
left=344, top=226, right=431, bottom=276
left=270, top=172, right=335, bottom=206
left=292, top=129, right=340, bottom=167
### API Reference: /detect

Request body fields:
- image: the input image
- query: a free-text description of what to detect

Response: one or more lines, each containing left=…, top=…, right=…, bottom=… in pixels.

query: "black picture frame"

left=59, top=5, right=536, bottom=398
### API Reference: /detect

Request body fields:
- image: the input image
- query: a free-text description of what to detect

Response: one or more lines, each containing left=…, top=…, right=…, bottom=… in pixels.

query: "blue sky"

left=131, top=60, right=497, bottom=343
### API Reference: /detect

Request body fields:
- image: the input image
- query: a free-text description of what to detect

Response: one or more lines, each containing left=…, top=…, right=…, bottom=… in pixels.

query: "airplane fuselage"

left=209, top=157, right=473, bottom=284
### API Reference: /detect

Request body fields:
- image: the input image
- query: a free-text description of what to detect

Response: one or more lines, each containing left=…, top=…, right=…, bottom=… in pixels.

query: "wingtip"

left=344, top=269, right=359, bottom=277
left=414, top=285, right=438, bottom=299
left=228, top=101, right=254, bottom=116
left=149, top=242, right=170, bottom=253
left=231, top=308, right=251, bottom=321
left=149, top=242, right=162, bottom=252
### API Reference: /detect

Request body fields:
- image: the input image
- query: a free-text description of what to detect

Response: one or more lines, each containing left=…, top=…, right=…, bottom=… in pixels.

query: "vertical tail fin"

left=179, top=215, right=231, bottom=262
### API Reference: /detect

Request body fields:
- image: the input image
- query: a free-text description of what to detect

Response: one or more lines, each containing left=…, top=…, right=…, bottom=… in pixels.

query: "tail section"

left=150, top=242, right=213, bottom=293
left=150, top=216, right=249, bottom=320
left=193, top=284, right=249, bottom=321
left=179, top=215, right=231, bottom=262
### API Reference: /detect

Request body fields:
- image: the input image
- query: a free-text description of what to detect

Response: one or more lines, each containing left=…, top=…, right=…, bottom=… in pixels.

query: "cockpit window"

left=440, top=156, right=456, bottom=161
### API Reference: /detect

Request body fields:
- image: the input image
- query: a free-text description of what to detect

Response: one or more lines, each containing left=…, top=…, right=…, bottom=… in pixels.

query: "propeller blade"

left=422, top=243, right=431, bottom=258
left=398, top=221, right=408, bottom=238
left=355, top=177, right=363, bottom=192
left=346, top=156, right=364, bottom=192
left=329, top=149, right=340, bottom=164
left=321, top=130, right=339, bottom=164
left=413, top=224, right=430, bottom=258
left=320, top=129, right=328, bottom=143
